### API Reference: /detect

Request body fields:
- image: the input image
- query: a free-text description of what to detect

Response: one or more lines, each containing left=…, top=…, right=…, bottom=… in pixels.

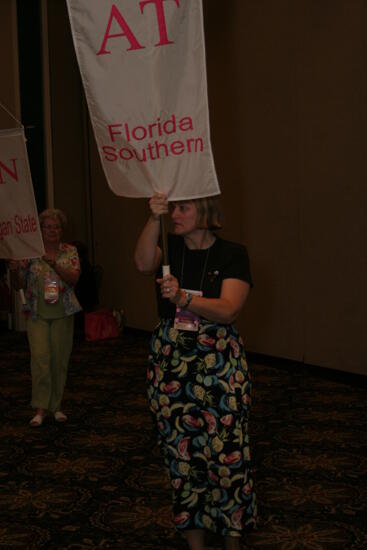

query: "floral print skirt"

left=147, top=319, right=257, bottom=537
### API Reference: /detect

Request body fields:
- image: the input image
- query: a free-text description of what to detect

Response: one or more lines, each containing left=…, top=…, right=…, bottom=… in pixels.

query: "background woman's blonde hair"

left=195, top=195, right=222, bottom=230
left=39, top=208, right=67, bottom=229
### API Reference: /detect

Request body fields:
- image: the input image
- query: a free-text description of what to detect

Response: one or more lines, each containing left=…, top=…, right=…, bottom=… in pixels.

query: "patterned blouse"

left=20, top=243, right=82, bottom=320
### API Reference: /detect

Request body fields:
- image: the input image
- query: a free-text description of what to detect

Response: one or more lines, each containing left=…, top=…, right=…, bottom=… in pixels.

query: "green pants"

left=26, top=315, right=74, bottom=413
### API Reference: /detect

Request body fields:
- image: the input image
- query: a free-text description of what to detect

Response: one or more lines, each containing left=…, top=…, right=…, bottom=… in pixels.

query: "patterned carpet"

left=0, top=328, right=366, bottom=549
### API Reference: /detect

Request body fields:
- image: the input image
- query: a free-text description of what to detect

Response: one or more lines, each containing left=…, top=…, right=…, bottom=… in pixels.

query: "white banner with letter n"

left=66, top=0, right=220, bottom=200
left=0, top=128, right=45, bottom=260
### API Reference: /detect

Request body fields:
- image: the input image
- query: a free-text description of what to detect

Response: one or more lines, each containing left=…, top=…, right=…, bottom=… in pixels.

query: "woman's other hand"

left=157, top=274, right=185, bottom=305
left=42, top=255, right=80, bottom=286
left=150, top=192, right=169, bottom=220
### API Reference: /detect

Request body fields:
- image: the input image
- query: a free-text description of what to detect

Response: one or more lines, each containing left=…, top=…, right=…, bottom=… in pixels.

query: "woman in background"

left=10, top=208, right=81, bottom=427
left=134, top=193, right=257, bottom=550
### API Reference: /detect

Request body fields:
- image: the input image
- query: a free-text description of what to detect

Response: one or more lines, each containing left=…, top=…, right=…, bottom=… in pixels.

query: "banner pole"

left=160, top=215, right=170, bottom=276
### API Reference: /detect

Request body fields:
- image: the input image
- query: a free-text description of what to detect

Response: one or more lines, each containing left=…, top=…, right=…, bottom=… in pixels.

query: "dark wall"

left=45, top=0, right=90, bottom=246
left=16, top=0, right=46, bottom=212
left=204, top=1, right=367, bottom=374
left=0, top=1, right=20, bottom=129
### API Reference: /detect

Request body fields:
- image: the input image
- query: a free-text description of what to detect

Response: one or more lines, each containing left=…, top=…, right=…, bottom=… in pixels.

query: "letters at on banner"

left=0, top=128, right=44, bottom=260
left=66, top=0, right=220, bottom=200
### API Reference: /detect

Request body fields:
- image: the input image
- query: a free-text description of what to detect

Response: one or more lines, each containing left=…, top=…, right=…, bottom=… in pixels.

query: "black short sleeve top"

left=156, top=234, right=253, bottom=319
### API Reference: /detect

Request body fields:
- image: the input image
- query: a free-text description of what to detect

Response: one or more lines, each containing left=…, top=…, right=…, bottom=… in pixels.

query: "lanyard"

left=180, top=243, right=210, bottom=292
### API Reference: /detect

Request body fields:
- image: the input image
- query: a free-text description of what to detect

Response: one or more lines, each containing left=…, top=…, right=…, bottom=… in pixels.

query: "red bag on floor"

left=84, top=309, right=119, bottom=341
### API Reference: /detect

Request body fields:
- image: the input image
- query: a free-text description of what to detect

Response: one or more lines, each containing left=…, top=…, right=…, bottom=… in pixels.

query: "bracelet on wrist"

left=181, top=291, right=193, bottom=309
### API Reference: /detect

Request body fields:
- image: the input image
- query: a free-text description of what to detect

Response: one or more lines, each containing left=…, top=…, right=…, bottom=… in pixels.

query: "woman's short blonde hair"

left=39, top=208, right=67, bottom=229
left=194, top=195, right=222, bottom=230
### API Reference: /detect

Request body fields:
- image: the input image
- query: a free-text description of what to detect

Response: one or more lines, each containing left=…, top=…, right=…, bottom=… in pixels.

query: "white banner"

left=0, top=128, right=45, bottom=260
left=66, top=0, right=220, bottom=200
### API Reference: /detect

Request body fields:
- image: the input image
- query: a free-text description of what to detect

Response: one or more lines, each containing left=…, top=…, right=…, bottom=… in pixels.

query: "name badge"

left=174, top=289, right=202, bottom=332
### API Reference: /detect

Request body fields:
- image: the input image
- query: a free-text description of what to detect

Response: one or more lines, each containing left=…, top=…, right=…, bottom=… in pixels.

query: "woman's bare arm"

left=184, top=279, right=250, bottom=324
left=134, top=215, right=163, bottom=275
left=158, top=274, right=250, bottom=325
left=134, top=193, right=168, bottom=275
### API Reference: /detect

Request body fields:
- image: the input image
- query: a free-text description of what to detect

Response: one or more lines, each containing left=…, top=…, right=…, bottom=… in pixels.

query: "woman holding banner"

left=135, top=193, right=257, bottom=550
left=10, top=209, right=81, bottom=427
